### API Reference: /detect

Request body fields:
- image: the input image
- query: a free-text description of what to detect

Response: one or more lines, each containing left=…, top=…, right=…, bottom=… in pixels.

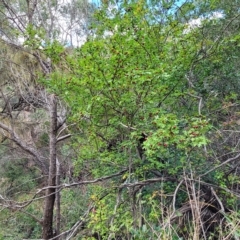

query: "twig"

left=56, top=123, right=75, bottom=139
left=187, top=92, right=203, bottom=115
left=56, top=134, right=71, bottom=143
left=119, top=122, right=136, bottom=130
left=170, top=180, right=183, bottom=218
left=211, top=187, right=225, bottom=213
left=163, top=179, right=183, bottom=229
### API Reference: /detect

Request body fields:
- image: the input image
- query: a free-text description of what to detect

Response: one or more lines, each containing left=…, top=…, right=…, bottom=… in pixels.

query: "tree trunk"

left=56, top=157, right=61, bottom=239
left=42, top=94, right=57, bottom=239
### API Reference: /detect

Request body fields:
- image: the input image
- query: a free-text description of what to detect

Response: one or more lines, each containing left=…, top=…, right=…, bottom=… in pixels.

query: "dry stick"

left=184, top=170, right=205, bottom=240
left=184, top=175, right=197, bottom=239
left=127, top=146, right=137, bottom=228
left=119, top=122, right=136, bottom=130
left=56, top=134, right=71, bottom=143
left=65, top=190, right=111, bottom=240
left=191, top=175, right=206, bottom=240
left=187, top=93, right=203, bottom=116
left=65, top=208, right=92, bottom=240
left=163, top=180, right=183, bottom=229
left=56, top=123, right=76, bottom=139
left=210, top=187, right=225, bottom=213
left=32, top=52, right=50, bottom=75
left=192, top=190, right=200, bottom=240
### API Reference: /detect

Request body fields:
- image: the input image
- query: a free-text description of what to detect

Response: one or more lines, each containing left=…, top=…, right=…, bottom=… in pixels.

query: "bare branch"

left=119, top=122, right=136, bottom=130
left=187, top=92, right=203, bottom=115
left=32, top=51, right=51, bottom=75
left=56, top=134, right=72, bottom=143
left=211, top=187, right=225, bottom=213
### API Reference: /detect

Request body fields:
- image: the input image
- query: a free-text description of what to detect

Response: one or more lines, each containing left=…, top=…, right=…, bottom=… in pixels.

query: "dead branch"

left=187, top=92, right=203, bottom=115
left=163, top=179, right=184, bottom=228
left=210, top=187, right=225, bottom=213
left=57, top=134, right=71, bottom=143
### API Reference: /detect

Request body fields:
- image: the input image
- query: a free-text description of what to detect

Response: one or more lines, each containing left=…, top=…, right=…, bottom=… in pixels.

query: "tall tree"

left=42, top=94, right=58, bottom=239
left=45, top=0, right=240, bottom=238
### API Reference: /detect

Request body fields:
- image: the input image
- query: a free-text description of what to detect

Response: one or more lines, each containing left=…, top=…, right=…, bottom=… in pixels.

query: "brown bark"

left=56, top=157, right=61, bottom=238
left=42, top=94, right=57, bottom=239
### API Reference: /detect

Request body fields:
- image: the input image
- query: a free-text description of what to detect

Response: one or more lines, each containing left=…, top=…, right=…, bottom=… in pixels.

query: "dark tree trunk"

left=56, top=157, right=61, bottom=238
left=42, top=94, right=57, bottom=239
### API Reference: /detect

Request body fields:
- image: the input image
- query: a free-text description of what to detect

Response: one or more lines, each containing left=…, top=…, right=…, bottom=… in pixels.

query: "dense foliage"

left=0, top=0, right=240, bottom=239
